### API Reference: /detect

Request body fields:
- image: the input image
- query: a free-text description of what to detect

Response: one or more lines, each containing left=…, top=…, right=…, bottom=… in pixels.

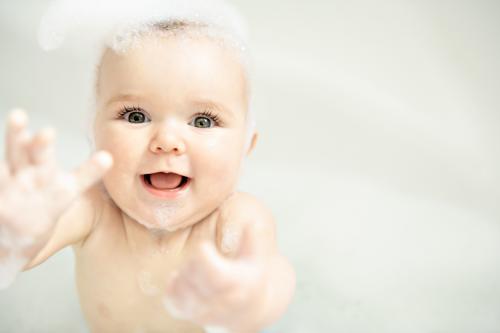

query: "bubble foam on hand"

left=0, top=252, right=29, bottom=290
left=0, top=226, right=35, bottom=289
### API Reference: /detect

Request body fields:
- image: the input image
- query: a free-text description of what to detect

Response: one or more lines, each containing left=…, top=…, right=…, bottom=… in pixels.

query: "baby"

left=0, top=1, right=295, bottom=332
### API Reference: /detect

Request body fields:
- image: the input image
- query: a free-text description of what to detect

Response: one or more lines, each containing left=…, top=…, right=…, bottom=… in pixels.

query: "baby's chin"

left=132, top=202, right=186, bottom=232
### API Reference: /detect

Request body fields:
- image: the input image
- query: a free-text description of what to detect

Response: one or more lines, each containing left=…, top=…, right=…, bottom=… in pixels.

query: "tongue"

left=149, top=173, right=183, bottom=190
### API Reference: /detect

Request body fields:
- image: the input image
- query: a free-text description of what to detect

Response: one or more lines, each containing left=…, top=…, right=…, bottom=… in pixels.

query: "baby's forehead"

left=95, top=32, right=250, bottom=112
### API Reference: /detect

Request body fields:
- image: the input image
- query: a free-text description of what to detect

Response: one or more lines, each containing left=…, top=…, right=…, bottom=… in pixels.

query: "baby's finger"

left=29, top=127, right=56, bottom=166
left=5, top=109, right=31, bottom=174
left=72, top=151, right=113, bottom=194
left=235, top=225, right=261, bottom=260
left=50, top=151, right=112, bottom=204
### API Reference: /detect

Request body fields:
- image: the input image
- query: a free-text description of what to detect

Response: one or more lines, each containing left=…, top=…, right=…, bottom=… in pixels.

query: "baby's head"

left=39, top=0, right=257, bottom=232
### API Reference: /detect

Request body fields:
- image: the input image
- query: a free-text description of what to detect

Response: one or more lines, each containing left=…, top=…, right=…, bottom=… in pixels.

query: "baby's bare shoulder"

left=219, top=192, right=273, bottom=225
left=216, top=192, right=276, bottom=255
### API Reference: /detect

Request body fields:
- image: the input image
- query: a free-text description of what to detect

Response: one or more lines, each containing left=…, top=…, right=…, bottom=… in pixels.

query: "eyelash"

left=116, top=105, right=223, bottom=126
left=197, top=109, right=222, bottom=126
left=117, top=105, right=143, bottom=119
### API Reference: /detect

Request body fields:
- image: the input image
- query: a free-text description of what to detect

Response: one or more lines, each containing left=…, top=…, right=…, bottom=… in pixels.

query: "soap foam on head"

left=38, top=0, right=249, bottom=53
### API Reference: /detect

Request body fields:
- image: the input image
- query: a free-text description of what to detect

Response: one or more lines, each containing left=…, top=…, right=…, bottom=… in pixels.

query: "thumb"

left=236, top=225, right=260, bottom=260
left=72, top=150, right=113, bottom=193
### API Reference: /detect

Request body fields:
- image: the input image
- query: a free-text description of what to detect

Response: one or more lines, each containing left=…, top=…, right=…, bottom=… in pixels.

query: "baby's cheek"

left=199, top=139, right=243, bottom=175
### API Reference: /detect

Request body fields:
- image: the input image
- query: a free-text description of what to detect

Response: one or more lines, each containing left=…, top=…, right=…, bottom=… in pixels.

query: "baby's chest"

left=74, top=243, right=200, bottom=332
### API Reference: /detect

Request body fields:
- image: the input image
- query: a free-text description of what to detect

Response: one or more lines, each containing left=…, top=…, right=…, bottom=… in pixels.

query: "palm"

left=0, top=109, right=112, bottom=248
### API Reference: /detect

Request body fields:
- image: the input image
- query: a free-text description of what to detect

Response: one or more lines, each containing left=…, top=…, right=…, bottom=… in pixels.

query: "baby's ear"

left=246, top=132, right=258, bottom=156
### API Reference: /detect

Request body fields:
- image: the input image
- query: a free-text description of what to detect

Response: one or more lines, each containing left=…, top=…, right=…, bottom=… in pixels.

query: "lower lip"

left=140, top=175, right=191, bottom=199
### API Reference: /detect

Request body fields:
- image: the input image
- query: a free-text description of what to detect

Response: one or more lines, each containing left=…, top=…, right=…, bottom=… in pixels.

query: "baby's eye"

left=190, top=111, right=221, bottom=128
left=192, top=116, right=213, bottom=128
left=128, top=111, right=147, bottom=123
left=118, top=107, right=150, bottom=124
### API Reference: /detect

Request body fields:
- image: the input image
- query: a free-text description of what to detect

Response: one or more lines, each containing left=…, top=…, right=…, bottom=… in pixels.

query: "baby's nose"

left=149, top=122, right=186, bottom=155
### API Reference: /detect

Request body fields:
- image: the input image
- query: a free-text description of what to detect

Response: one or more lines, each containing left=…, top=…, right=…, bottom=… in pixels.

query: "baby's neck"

left=121, top=212, right=192, bottom=258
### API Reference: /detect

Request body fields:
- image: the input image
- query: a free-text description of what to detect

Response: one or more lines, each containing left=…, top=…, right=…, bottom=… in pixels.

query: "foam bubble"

left=0, top=225, right=36, bottom=289
left=0, top=252, right=29, bottom=290
left=152, top=201, right=182, bottom=230
left=0, top=226, right=35, bottom=250
left=38, top=0, right=249, bottom=55
left=221, top=226, right=239, bottom=254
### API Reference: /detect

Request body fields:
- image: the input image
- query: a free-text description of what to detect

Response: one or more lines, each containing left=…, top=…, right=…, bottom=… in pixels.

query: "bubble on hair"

left=37, top=0, right=252, bottom=85
left=38, top=0, right=249, bottom=51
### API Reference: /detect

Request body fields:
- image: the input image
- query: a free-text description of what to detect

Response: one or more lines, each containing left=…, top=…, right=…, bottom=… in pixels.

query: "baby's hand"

left=164, top=227, right=268, bottom=332
left=0, top=109, right=112, bottom=256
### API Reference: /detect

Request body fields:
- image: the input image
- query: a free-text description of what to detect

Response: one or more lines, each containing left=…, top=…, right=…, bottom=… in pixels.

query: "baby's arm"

left=0, top=110, right=112, bottom=286
left=165, top=192, right=296, bottom=333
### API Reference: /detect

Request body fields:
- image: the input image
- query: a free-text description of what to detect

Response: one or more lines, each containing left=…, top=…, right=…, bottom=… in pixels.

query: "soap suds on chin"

left=152, top=201, right=182, bottom=231
left=133, top=201, right=184, bottom=232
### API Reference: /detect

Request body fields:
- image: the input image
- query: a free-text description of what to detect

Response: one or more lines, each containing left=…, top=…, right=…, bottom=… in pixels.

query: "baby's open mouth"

left=142, top=172, right=190, bottom=191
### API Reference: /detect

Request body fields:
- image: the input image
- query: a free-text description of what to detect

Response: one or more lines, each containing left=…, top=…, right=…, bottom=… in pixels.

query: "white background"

left=1, top=0, right=500, bottom=332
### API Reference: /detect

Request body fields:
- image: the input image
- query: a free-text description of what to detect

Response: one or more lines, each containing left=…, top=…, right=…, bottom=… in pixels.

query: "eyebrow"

left=192, top=99, right=235, bottom=119
left=105, top=93, right=143, bottom=107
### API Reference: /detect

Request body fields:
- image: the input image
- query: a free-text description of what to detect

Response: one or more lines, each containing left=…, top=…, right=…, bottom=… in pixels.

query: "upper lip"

left=141, top=170, right=191, bottom=178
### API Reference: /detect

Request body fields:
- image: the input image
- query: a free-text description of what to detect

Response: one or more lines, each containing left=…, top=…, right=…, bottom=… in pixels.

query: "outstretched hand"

left=0, top=109, right=112, bottom=251
left=164, top=226, right=268, bottom=331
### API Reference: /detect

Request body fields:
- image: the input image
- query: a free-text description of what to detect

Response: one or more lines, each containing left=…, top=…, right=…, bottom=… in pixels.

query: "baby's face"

left=93, top=34, right=255, bottom=231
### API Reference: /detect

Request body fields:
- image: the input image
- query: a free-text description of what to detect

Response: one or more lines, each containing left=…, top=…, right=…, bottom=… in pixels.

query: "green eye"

left=128, top=111, right=146, bottom=123
left=118, top=106, right=149, bottom=123
left=193, top=116, right=213, bottom=128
